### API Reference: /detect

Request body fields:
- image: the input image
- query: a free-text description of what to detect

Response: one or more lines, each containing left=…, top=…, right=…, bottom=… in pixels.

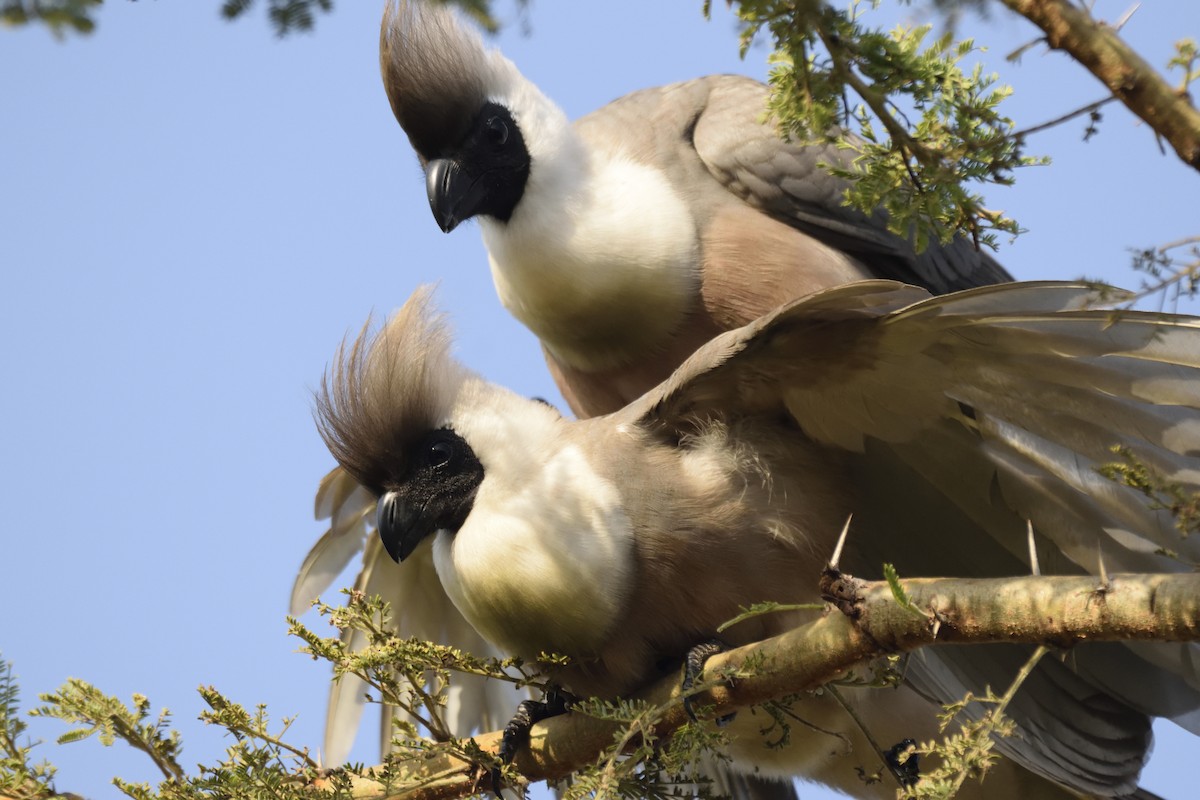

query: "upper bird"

left=316, top=282, right=1200, bottom=800
left=378, top=0, right=1012, bottom=417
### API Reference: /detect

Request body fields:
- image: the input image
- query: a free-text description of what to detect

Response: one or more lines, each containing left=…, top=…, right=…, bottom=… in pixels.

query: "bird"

left=305, top=1, right=1020, bottom=776
left=377, top=0, right=1014, bottom=419
left=312, top=280, right=1200, bottom=799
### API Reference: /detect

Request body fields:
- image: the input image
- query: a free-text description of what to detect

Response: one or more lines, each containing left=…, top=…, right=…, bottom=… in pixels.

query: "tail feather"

left=818, top=282, right=1200, bottom=795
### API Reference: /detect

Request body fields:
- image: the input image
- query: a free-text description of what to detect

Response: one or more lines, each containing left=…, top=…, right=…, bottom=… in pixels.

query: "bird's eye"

left=427, top=439, right=455, bottom=468
left=484, top=116, right=509, bottom=145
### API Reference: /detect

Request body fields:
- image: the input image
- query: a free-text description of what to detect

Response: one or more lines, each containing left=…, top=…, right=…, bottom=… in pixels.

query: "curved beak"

left=426, top=158, right=489, bottom=234
left=376, top=491, right=433, bottom=563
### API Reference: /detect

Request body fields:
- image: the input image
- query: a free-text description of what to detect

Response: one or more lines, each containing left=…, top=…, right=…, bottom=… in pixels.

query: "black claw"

left=492, top=689, right=575, bottom=794
left=499, top=699, right=545, bottom=763
left=681, top=639, right=737, bottom=726
left=885, top=738, right=920, bottom=787
left=488, top=765, right=506, bottom=798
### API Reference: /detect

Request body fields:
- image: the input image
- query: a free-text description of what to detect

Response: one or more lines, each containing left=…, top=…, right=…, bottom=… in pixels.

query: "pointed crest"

left=380, top=0, right=492, bottom=161
left=315, top=285, right=466, bottom=493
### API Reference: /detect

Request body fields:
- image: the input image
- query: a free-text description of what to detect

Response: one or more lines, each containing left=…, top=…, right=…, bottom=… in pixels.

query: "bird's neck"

left=480, top=145, right=700, bottom=373
left=432, top=414, right=637, bottom=662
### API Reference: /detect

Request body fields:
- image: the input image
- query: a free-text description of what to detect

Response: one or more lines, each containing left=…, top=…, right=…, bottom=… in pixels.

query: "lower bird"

left=311, top=281, right=1199, bottom=799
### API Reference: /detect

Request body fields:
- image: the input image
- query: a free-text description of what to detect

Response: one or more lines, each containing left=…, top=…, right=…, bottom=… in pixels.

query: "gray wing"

left=293, top=467, right=524, bottom=766
left=630, top=280, right=1200, bottom=573
left=621, top=280, right=1200, bottom=794
left=689, top=75, right=1012, bottom=293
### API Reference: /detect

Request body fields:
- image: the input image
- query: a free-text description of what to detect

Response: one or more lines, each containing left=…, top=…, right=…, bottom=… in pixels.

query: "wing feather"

left=291, top=468, right=373, bottom=616
left=689, top=76, right=1012, bottom=292
left=624, top=279, right=1200, bottom=792
left=301, top=469, right=524, bottom=766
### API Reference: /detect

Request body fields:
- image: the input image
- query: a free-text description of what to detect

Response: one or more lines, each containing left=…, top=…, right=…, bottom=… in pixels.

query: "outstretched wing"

left=623, top=279, right=1200, bottom=794
left=633, top=280, right=1200, bottom=572
left=293, top=466, right=523, bottom=766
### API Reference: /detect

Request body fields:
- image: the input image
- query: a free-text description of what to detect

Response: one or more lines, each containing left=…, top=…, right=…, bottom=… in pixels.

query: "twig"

left=1001, top=0, right=1200, bottom=171
left=317, top=571, right=1200, bottom=800
left=1012, top=95, right=1117, bottom=138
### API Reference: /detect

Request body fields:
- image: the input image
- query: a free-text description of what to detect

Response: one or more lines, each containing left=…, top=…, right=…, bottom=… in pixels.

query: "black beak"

left=376, top=491, right=433, bottom=563
left=426, top=158, right=479, bottom=234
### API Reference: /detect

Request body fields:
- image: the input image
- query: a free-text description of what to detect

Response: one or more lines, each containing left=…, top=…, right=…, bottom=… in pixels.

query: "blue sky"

left=1, top=2, right=1196, bottom=798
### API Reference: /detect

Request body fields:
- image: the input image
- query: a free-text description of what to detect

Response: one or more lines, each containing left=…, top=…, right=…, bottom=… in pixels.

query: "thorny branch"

left=313, top=571, right=1200, bottom=800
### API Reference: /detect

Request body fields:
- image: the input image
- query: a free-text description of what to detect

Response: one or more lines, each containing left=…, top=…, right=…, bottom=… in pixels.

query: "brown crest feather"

left=380, top=0, right=491, bottom=162
left=315, top=285, right=465, bottom=494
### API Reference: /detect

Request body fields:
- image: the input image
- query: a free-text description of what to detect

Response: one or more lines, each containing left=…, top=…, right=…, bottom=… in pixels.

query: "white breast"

left=481, top=150, right=700, bottom=371
left=430, top=392, right=636, bottom=659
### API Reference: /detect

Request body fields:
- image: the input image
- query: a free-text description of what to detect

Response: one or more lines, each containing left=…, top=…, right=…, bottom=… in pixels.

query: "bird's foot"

left=681, top=639, right=736, bottom=727
left=491, top=688, right=574, bottom=795
left=884, top=738, right=920, bottom=787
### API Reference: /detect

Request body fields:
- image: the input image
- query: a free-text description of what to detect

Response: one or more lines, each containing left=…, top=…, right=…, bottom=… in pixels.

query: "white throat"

left=480, top=127, right=699, bottom=372
left=431, top=389, right=635, bottom=658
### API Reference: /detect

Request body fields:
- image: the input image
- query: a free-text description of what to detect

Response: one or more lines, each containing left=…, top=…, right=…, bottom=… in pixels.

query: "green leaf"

left=55, top=727, right=96, bottom=745
left=883, top=562, right=911, bottom=607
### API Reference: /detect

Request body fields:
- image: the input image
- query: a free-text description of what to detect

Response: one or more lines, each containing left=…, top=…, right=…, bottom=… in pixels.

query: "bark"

left=1002, top=0, right=1200, bottom=171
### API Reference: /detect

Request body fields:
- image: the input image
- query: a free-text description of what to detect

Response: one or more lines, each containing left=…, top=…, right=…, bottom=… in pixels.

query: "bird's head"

left=380, top=1, right=566, bottom=233
left=316, top=285, right=568, bottom=565
left=314, top=286, right=485, bottom=563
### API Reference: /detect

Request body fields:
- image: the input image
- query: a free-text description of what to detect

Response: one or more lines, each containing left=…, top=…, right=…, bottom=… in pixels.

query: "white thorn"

left=1026, top=520, right=1041, bottom=576
left=1097, top=547, right=1110, bottom=587
left=829, top=515, right=853, bottom=570
left=1113, top=2, right=1140, bottom=32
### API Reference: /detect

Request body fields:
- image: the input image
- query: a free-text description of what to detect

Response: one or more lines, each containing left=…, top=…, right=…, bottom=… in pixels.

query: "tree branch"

left=1001, top=0, right=1200, bottom=171
left=315, top=571, right=1200, bottom=800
